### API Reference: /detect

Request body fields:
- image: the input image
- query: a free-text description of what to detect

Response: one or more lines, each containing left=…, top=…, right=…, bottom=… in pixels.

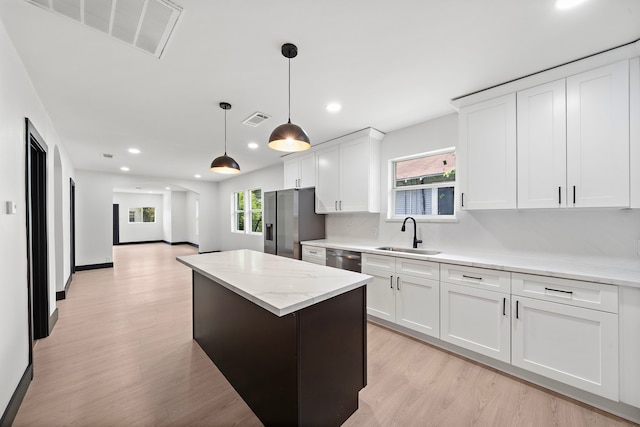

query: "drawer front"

left=440, top=264, right=510, bottom=293
left=396, top=257, right=440, bottom=280
left=302, top=245, right=326, bottom=262
left=362, top=253, right=395, bottom=274
left=512, top=273, right=618, bottom=313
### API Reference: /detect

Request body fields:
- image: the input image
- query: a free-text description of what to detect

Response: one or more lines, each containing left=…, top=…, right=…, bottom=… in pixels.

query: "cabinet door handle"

left=545, top=287, right=573, bottom=295
left=462, top=274, right=482, bottom=281
left=573, top=185, right=576, bottom=204
left=389, top=275, right=394, bottom=289
left=396, top=276, right=400, bottom=290
left=516, top=300, right=519, bottom=319
left=297, top=179, right=300, bottom=187
left=503, top=297, right=506, bottom=316
left=558, top=186, right=561, bottom=204
left=335, top=201, right=338, bottom=211
left=461, top=193, right=464, bottom=207
left=339, top=200, right=342, bottom=210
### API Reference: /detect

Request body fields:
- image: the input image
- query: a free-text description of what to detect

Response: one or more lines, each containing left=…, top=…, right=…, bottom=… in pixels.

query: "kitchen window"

left=232, top=188, right=262, bottom=234
left=388, top=148, right=456, bottom=221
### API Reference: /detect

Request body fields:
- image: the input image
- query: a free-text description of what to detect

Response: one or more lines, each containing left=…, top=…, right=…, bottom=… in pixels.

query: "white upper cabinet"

left=315, top=129, right=382, bottom=213
left=283, top=152, right=316, bottom=189
left=517, top=79, right=567, bottom=208
left=458, top=93, right=517, bottom=210
left=566, top=60, right=630, bottom=207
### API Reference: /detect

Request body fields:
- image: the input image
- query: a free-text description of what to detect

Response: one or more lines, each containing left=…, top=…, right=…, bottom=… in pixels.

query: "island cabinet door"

left=440, top=282, right=511, bottom=363
left=512, top=295, right=619, bottom=400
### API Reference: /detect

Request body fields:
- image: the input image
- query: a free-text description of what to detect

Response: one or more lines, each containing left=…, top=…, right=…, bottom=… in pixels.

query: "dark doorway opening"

left=25, top=118, right=50, bottom=351
left=113, top=204, right=120, bottom=245
left=70, top=178, right=76, bottom=275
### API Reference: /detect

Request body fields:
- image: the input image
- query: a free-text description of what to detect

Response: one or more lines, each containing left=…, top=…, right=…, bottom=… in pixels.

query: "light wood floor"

left=13, top=243, right=636, bottom=426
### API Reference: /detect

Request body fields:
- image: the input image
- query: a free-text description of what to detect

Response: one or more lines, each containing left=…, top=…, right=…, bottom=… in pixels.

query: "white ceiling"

left=1, top=0, right=639, bottom=184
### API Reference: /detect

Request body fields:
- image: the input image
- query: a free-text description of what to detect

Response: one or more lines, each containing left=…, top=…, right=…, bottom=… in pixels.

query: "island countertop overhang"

left=177, top=249, right=372, bottom=317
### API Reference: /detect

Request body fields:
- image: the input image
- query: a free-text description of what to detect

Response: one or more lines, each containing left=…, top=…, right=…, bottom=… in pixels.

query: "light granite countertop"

left=177, top=249, right=372, bottom=317
left=302, top=240, right=640, bottom=289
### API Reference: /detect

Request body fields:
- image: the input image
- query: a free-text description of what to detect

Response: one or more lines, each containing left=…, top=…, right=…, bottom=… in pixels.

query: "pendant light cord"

left=288, top=57, right=291, bottom=123
left=224, top=107, right=228, bottom=155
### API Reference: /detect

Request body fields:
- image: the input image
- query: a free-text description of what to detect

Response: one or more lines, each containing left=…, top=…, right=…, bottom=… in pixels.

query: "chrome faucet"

left=401, top=217, right=422, bottom=248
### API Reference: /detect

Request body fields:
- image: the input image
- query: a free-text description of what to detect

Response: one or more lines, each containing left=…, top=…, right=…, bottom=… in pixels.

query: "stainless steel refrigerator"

left=263, top=188, right=325, bottom=259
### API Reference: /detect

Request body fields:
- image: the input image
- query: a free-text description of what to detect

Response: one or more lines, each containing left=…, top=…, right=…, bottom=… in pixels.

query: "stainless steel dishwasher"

left=326, top=249, right=362, bottom=273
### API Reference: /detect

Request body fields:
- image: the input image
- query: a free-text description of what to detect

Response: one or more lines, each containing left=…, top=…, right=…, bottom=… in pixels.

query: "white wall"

left=162, top=191, right=172, bottom=242
left=215, top=163, right=283, bottom=252
left=0, top=18, right=74, bottom=417
left=169, top=191, right=188, bottom=243
left=75, top=170, right=218, bottom=266
left=326, top=113, right=640, bottom=261
left=186, top=191, right=199, bottom=245
left=113, top=193, right=164, bottom=243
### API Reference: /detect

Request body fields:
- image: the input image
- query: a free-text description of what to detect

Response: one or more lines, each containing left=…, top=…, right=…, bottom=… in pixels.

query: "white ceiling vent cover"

left=242, top=112, right=271, bottom=127
left=25, top=0, right=182, bottom=58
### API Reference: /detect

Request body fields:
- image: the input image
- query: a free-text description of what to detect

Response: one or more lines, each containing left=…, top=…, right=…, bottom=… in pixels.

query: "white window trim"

left=246, top=187, right=263, bottom=236
left=230, top=188, right=263, bottom=235
left=387, top=147, right=457, bottom=222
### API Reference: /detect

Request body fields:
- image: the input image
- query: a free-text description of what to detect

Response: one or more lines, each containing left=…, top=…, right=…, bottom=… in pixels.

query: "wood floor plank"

left=12, top=243, right=637, bottom=426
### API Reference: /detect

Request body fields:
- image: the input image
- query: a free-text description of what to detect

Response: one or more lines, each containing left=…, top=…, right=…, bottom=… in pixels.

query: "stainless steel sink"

left=375, top=246, right=441, bottom=256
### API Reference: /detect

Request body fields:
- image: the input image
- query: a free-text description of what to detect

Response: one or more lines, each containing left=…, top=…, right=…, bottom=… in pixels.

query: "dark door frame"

left=25, top=118, right=50, bottom=350
left=70, top=178, right=76, bottom=275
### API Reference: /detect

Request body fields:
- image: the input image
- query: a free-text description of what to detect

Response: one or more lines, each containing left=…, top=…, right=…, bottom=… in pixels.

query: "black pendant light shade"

left=268, top=43, right=311, bottom=152
left=211, top=102, right=241, bottom=174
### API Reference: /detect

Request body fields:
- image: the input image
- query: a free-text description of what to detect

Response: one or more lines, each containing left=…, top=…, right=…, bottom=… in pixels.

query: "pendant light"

left=268, top=43, right=311, bottom=152
left=210, top=102, right=241, bottom=174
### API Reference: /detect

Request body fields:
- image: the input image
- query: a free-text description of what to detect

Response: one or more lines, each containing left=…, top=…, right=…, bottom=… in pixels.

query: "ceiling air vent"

left=25, top=0, right=182, bottom=58
left=102, top=153, right=114, bottom=159
left=242, top=112, right=271, bottom=127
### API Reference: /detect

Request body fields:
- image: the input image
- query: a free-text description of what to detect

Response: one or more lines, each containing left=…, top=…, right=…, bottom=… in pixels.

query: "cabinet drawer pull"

left=396, top=276, right=400, bottom=290
left=503, top=297, right=506, bottom=316
left=390, top=275, right=394, bottom=289
left=308, top=250, right=318, bottom=255
left=462, top=274, right=483, bottom=281
left=516, top=300, right=519, bottom=319
left=545, top=287, right=573, bottom=295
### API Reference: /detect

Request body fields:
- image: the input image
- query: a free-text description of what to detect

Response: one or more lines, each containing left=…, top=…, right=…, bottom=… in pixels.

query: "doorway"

left=70, top=178, right=75, bottom=275
left=25, top=118, right=49, bottom=349
left=113, top=204, right=120, bottom=245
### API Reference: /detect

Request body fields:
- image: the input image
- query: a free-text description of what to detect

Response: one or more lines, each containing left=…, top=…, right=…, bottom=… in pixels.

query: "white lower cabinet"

left=440, top=282, right=511, bottom=363
left=511, top=273, right=619, bottom=401
left=363, top=254, right=439, bottom=337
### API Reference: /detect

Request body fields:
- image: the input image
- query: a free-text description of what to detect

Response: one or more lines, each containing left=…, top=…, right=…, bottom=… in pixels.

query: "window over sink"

left=388, top=148, right=456, bottom=221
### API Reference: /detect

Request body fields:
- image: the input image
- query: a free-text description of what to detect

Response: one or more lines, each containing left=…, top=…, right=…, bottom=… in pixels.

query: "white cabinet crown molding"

left=450, top=38, right=640, bottom=110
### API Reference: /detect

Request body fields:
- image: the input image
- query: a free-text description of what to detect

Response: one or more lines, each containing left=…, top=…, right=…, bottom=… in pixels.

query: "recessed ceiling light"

left=326, top=103, right=342, bottom=113
left=128, top=148, right=141, bottom=154
left=555, top=0, right=588, bottom=9
left=194, top=174, right=201, bottom=178
left=248, top=142, right=259, bottom=150
left=120, top=166, right=130, bottom=171
left=165, top=187, right=171, bottom=190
